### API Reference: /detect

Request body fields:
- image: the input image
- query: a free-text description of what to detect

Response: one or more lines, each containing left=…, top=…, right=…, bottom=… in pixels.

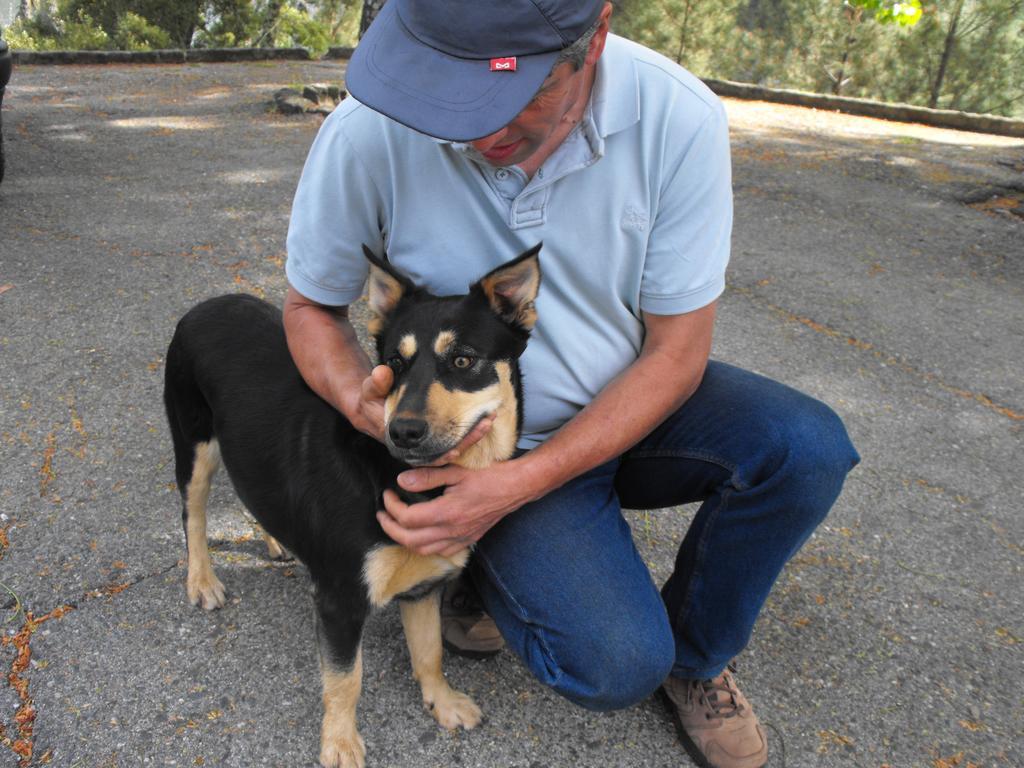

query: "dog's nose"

left=389, top=418, right=428, bottom=448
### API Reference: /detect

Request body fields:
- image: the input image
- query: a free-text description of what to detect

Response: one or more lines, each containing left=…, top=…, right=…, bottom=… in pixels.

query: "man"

left=283, top=2, right=860, bottom=766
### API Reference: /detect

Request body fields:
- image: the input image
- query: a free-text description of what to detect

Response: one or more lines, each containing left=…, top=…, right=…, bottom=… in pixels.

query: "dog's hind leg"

left=182, top=439, right=227, bottom=610
left=164, top=341, right=226, bottom=611
left=400, top=589, right=482, bottom=730
left=262, top=530, right=290, bottom=561
left=315, top=585, right=369, bottom=768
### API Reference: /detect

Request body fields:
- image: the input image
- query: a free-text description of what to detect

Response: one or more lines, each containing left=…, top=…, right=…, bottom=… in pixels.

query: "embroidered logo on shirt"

left=621, top=205, right=648, bottom=232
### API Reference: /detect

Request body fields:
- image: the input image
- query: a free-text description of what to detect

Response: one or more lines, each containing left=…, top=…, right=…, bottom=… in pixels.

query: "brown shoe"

left=441, top=577, right=504, bottom=659
left=661, top=667, right=768, bottom=768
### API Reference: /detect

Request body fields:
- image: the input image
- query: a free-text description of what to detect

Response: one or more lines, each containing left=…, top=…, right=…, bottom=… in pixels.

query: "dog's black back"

left=165, top=294, right=397, bottom=572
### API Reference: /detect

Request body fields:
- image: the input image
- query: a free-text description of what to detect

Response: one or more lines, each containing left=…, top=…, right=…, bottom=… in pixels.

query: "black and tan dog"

left=163, top=244, right=541, bottom=768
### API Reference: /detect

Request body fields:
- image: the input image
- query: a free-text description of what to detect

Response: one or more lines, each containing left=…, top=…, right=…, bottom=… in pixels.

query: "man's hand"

left=377, top=458, right=541, bottom=557
left=344, top=364, right=393, bottom=442
left=427, top=412, right=496, bottom=466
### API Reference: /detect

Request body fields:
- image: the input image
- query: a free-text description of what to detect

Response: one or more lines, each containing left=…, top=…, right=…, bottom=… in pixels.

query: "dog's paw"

left=319, top=731, right=366, bottom=768
left=428, top=688, right=482, bottom=731
left=186, top=570, right=226, bottom=610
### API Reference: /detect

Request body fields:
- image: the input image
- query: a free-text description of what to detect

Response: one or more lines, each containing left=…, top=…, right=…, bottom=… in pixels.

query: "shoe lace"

left=694, top=664, right=745, bottom=721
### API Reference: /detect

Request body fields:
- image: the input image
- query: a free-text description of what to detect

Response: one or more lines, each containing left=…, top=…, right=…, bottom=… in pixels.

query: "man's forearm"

left=282, top=286, right=372, bottom=418
left=518, top=304, right=716, bottom=502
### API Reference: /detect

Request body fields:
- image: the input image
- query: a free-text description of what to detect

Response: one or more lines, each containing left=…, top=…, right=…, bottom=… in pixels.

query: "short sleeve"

left=285, top=106, right=387, bottom=306
left=640, top=101, right=732, bottom=315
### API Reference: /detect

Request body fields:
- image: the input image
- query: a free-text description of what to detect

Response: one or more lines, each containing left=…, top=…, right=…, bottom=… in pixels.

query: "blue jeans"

left=468, top=360, right=860, bottom=711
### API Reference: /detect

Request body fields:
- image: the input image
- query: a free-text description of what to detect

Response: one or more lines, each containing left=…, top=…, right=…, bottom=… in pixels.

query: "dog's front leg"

left=399, top=589, right=482, bottom=730
left=315, top=587, right=367, bottom=768
left=320, top=649, right=365, bottom=768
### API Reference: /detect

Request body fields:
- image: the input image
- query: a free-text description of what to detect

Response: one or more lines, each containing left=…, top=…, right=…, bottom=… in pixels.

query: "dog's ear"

left=363, top=245, right=413, bottom=336
left=475, top=243, right=542, bottom=332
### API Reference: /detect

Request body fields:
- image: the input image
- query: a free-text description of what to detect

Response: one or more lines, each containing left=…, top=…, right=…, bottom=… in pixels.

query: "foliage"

left=114, top=10, right=171, bottom=50
left=60, top=0, right=204, bottom=47
left=3, top=0, right=1020, bottom=118
left=615, top=0, right=1024, bottom=118
left=3, top=9, right=110, bottom=50
left=194, top=0, right=259, bottom=48
left=268, top=5, right=331, bottom=56
left=193, top=0, right=346, bottom=52
left=847, top=0, right=923, bottom=26
left=1, top=22, right=47, bottom=51
left=5, top=0, right=361, bottom=52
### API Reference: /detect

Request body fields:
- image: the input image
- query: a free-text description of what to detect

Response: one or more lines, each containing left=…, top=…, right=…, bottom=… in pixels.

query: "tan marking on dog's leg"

left=363, top=545, right=470, bottom=608
left=400, top=591, right=482, bottom=731
left=185, top=440, right=226, bottom=610
left=262, top=531, right=289, bottom=560
left=319, top=648, right=366, bottom=768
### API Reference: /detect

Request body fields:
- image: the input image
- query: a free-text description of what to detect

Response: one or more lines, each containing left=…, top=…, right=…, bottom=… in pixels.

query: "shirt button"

left=496, top=168, right=509, bottom=180
left=537, top=168, right=544, bottom=179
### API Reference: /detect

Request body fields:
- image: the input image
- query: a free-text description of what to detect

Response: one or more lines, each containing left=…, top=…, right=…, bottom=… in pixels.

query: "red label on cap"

left=490, top=57, right=517, bottom=72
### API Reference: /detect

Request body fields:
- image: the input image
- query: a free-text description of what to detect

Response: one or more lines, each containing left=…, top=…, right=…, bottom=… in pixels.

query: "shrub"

left=114, top=10, right=172, bottom=50
left=271, top=5, right=330, bottom=57
left=2, top=10, right=110, bottom=51
left=61, top=13, right=113, bottom=49
left=62, top=0, right=202, bottom=48
left=2, top=22, right=46, bottom=51
left=193, top=0, right=258, bottom=49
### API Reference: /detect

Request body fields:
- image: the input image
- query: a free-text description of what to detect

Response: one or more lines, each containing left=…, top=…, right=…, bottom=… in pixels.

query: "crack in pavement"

left=729, top=284, right=1024, bottom=422
left=1, top=560, right=180, bottom=766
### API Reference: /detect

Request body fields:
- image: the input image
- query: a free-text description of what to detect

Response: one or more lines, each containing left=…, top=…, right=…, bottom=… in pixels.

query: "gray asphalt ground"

left=0, top=60, right=1021, bottom=768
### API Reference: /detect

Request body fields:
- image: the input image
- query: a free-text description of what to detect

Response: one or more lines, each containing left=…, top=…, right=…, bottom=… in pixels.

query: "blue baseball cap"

left=346, top=0, right=605, bottom=142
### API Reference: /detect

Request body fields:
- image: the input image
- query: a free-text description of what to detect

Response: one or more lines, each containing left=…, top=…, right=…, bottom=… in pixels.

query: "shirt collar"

left=591, top=34, right=640, bottom=139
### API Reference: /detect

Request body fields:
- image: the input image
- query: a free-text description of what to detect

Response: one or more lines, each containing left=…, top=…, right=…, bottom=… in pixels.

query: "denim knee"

left=750, top=394, right=860, bottom=526
left=548, top=621, right=676, bottom=712
left=785, top=398, right=858, bottom=480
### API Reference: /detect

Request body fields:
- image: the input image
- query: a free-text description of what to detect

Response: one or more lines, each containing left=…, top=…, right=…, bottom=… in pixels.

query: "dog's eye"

left=452, top=355, right=475, bottom=370
left=386, top=355, right=405, bottom=375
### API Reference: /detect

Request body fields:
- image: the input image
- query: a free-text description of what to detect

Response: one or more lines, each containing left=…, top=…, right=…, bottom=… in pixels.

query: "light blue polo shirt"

left=286, top=34, right=733, bottom=449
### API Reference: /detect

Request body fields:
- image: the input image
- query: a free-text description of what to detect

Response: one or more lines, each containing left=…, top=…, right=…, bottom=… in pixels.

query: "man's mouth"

left=481, top=138, right=524, bottom=162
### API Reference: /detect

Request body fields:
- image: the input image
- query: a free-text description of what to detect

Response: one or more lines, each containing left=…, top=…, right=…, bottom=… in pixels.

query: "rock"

left=273, top=84, right=347, bottom=115
left=273, top=88, right=316, bottom=115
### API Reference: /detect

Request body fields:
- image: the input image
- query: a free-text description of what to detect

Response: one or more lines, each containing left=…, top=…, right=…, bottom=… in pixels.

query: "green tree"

left=199, top=0, right=259, bottom=47
left=826, top=0, right=922, bottom=94
left=115, top=10, right=172, bottom=49
left=359, top=0, right=384, bottom=39
left=928, top=0, right=1024, bottom=111
left=61, top=0, right=204, bottom=47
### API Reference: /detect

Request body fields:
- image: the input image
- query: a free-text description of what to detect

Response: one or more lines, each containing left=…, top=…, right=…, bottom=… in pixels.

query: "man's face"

left=468, top=62, right=589, bottom=167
